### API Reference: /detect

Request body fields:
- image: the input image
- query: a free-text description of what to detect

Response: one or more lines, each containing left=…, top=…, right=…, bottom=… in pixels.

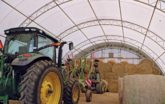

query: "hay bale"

left=120, top=75, right=165, bottom=104
left=139, top=58, right=154, bottom=65
left=103, top=72, right=118, bottom=80
left=107, top=63, right=113, bottom=72
left=125, top=64, right=138, bottom=75
left=118, top=78, right=123, bottom=104
left=99, top=62, right=110, bottom=72
left=108, top=60, right=116, bottom=65
left=107, top=79, right=118, bottom=93
left=137, top=63, right=153, bottom=74
left=120, top=61, right=128, bottom=65
left=137, top=59, right=154, bottom=74
left=152, top=67, right=161, bottom=75
left=112, top=63, right=125, bottom=77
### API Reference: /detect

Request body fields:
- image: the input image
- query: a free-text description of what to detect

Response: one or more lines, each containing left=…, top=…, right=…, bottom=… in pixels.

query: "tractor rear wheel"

left=19, top=60, right=63, bottom=104
left=63, top=79, right=80, bottom=104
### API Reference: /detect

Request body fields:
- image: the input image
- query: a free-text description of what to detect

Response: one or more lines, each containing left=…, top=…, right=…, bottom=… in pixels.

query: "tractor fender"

left=11, top=53, right=51, bottom=66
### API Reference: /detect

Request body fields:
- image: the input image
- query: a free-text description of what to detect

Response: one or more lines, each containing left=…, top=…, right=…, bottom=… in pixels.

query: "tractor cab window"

left=5, top=33, right=34, bottom=55
left=38, top=35, right=54, bottom=59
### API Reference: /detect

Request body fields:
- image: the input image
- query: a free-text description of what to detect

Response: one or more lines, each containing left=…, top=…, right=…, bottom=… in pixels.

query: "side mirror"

left=69, top=42, right=74, bottom=50
left=0, top=40, right=3, bottom=49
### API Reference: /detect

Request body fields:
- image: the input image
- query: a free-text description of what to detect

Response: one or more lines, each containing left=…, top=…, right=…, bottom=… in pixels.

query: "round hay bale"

left=121, top=61, right=128, bottom=65
left=107, top=63, right=113, bottom=72
left=99, top=62, right=110, bottom=73
left=139, top=59, right=154, bottom=65
left=103, top=72, right=118, bottom=80
left=112, top=63, right=125, bottom=77
left=152, top=67, right=161, bottom=75
left=120, top=75, right=165, bottom=104
left=137, top=63, right=153, bottom=74
left=108, top=60, right=116, bottom=65
left=125, top=64, right=138, bottom=75
left=107, top=79, right=118, bottom=93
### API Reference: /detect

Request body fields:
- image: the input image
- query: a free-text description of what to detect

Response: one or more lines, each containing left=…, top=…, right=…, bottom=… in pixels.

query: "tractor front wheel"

left=63, top=79, right=80, bottom=104
left=19, top=60, right=63, bottom=104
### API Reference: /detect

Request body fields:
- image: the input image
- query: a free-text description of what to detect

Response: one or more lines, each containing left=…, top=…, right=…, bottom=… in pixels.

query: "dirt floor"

left=79, top=92, right=119, bottom=104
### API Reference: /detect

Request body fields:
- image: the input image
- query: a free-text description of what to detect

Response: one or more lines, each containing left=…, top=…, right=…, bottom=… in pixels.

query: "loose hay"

left=119, top=75, right=165, bottom=104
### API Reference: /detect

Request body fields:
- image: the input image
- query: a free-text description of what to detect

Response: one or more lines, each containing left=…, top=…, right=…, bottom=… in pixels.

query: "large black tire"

left=85, top=89, right=92, bottom=102
left=63, top=79, right=80, bottom=104
left=96, top=81, right=105, bottom=94
left=19, top=60, right=63, bottom=104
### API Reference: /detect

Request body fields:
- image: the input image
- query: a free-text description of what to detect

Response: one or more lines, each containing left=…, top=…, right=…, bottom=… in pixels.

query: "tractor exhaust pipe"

left=58, top=42, right=67, bottom=68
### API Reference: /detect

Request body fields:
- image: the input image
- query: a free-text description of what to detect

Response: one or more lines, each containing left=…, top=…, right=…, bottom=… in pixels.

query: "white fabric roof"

left=0, top=0, right=165, bottom=73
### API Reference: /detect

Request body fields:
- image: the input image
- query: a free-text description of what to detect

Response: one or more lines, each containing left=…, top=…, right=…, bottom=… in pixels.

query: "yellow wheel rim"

left=72, top=85, right=79, bottom=102
left=40, top=71, right=61, bottom=104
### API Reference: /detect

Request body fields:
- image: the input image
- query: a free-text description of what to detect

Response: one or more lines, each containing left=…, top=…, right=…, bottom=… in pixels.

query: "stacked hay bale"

left=98, top=59, right=162, bottom=93
left=119, top=75, right=165, bottom=104
left=125, top=64, right=138, bottom=75
left=75, top=58, right=162, bottom=93
left=137, top=59, right=153, bottom=74
left=98, top=61, right=112, bottom=79
left=112, top=62, right=127, bottom=77
left=152, top=67, right=161, bottom=75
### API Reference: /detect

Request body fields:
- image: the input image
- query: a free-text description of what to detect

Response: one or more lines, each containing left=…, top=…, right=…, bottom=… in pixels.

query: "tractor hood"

left=11, top=53, right=51, bottom=66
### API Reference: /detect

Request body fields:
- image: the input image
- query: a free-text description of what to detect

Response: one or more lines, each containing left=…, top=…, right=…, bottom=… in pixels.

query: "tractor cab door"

left=37, top=35, right=55, bottom=60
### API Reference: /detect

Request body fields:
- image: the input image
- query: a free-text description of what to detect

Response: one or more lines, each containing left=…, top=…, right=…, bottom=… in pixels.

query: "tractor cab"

left=4, top=27, right=73, bottom=66
left=4, top=27, right=58, bottom=59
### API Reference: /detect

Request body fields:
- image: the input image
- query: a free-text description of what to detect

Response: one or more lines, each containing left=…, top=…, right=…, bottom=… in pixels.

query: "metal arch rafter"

left=0, top=34, right=6, bottom=38
left=57, top=19, right=165, bottom=51
left=87, top=0, right=109, bottom=44
left=1, top=0, right=60, bottom=39
left=140, top=0, right=159, bottom=49
left=19, top=0, right=72, bottom=27
left=63, top=35, right=160, bottom=63
left=68, top=37, right=163, bottom=73
left=118, top=0, right=125, bottom=43
left=155, top=51, right=165, bottom=61
left=19, top=0, right=165, bottom=27
left=52, top=0, right=96, bottom=48
left=74, top=42, right=149, bottom=59
left=134, top=0, right=165, bottom=13
left=2, top=0, right=86, bottom=55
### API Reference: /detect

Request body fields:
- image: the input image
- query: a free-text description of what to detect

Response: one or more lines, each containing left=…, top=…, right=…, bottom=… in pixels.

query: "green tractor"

left=65, top=58, right=93, bottom=102
left=0, top=27, right=80, bottom=104
left=90, top=59, right=108, bottom=94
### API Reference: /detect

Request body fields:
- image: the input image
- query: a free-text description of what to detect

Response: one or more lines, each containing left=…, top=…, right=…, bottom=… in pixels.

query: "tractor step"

left=9, top=100, right=21, bottom=104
